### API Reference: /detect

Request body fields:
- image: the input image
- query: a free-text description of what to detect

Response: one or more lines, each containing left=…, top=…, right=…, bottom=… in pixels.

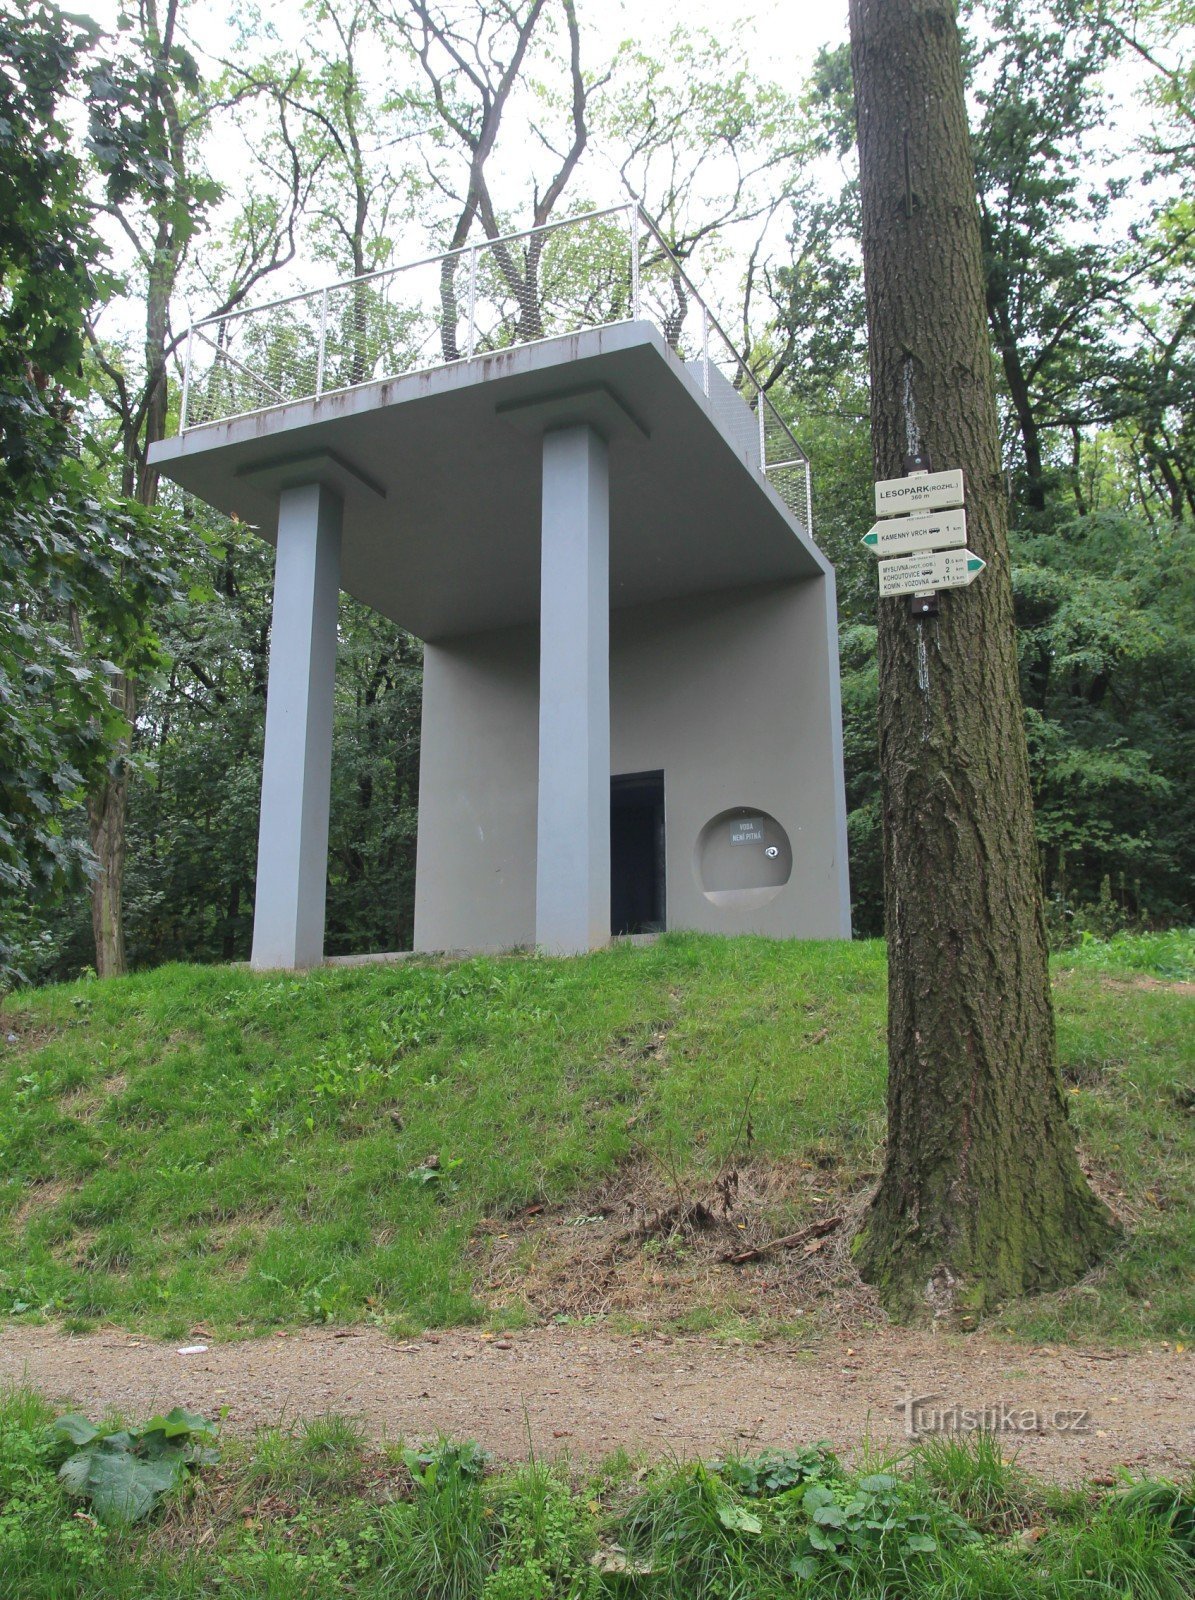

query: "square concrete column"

left=535, top=425, right=611, bottom=954
left=251, top=481, right=342, bottom=969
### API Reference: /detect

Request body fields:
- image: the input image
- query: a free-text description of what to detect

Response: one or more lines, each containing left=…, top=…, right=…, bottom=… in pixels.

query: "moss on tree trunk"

left=847, top=0, right=1116, bottom=1319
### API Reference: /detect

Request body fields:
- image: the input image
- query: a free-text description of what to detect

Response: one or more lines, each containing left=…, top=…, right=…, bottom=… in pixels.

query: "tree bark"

left=88, top=672, right=135, bottom=977
left=848, top=0, right=1114, bottom=1320
left=87, top=256, right=168, bottom=979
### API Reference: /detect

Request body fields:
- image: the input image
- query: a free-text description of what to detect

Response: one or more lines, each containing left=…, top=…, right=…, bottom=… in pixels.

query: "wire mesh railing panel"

left=700, top=358, right=764, bottom=472
left=761, top=402, right=811, bottom=527
left=538, top=209, right=636, bottom=337
left=321, top=257, right=462, bottom=392
left=469, top=238, right=535, bottom=354
left=177, top=203, right=812, bottom=537
left=636, top=248, right=699, bottom=359
left=694, top=310, right=765, bottom=474
left=469, top=210, right=635, bottom=354
left=185, top=306, right=320, bottom=428
left=764, top=460, right=811, bottom=528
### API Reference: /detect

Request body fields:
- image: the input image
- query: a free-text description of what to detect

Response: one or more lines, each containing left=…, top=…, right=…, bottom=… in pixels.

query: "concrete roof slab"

left=150, top=321, right=826, bottom=641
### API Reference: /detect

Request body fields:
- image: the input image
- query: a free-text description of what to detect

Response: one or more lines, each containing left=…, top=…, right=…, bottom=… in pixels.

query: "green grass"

left=0, top=931, right=1190, bottom=1342
left=2, top=1386, right=1194, bottom=1598
left=1002, top=933, right=1194, bottom=1344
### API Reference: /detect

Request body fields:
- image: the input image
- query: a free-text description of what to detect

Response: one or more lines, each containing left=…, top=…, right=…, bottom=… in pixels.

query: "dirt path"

left=2, top=1323, right=1190, bottom=1483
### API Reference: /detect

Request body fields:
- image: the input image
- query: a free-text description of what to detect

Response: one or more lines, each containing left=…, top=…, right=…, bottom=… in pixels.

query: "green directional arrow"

left=861, top=507, right=967, bottom=557
left=876, top=547, right=987, bottom=597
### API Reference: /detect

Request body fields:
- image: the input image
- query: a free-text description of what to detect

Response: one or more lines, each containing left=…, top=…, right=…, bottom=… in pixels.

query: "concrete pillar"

left=535, top=425, right=611, bottom=953
left=251, top=481, right=342, bottom=969
left=818, top=568, right=854, bottom=937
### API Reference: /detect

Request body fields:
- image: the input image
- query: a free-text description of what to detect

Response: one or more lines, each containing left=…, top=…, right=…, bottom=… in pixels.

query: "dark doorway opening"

left=611, top=771, right=666, bottom=936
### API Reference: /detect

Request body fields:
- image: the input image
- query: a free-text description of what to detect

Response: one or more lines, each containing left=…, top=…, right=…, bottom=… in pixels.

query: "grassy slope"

left=0, top=932, right=1190, bottom=1343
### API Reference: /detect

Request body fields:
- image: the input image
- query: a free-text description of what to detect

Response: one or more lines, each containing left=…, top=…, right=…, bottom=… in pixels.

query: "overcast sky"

left=75, top=0, right=851, bottom=87
left=589, top=0, right=850, bottom=89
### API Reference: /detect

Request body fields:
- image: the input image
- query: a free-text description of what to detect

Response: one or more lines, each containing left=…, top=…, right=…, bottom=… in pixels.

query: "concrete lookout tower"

left=150, top=206, right=851, bottom=966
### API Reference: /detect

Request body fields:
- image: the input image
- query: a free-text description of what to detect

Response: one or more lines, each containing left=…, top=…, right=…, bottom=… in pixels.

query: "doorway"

left=611, top=771, right=666, bottom=936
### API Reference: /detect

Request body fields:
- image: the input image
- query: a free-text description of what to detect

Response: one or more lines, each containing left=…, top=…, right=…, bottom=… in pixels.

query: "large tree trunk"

left=88, top=671, right=135, bottom=977
left=87, top=233, right=170, bottom=979
left=848, top=0, right=1114, bottom=1320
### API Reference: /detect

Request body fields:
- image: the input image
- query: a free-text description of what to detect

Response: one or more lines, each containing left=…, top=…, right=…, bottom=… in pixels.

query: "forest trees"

left=78, top=0, right=307, bottom=974
left=0, top=2, right=176, bottom=979
left=765, top=1, right=1195, bottom=937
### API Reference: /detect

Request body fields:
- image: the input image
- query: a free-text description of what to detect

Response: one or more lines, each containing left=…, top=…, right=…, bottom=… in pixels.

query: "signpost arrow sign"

left=874, top=467, right=965, bottom=517
left=862, top=507, right=967, bottom=558
left=877, top=549, right=986, bottom=598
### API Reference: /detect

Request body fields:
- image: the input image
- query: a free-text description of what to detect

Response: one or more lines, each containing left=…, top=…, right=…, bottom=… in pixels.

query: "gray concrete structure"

left=535, top=426, right=611, bottom=954
left=250, top=481, right=342, bottom=969
left=149, top=320, right=851, bottom=966
left=413, top=580, right=848, bottom=952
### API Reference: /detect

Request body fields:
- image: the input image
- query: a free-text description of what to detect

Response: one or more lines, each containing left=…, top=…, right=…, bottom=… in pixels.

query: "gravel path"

left=2, top=1323, right=1190, bottom=1482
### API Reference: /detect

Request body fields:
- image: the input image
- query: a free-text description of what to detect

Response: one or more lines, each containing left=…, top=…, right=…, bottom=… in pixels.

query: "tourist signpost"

left=873, top=467, right=964, bottom=516
left=867, top=466, right=981, bottom=613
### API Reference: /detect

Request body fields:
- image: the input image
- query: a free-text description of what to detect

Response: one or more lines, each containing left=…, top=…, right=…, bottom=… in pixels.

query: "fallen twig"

left=720, top=1215, right=844, bottom=1265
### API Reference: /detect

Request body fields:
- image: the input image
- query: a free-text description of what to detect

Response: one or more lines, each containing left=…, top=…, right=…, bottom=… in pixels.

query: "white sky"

left=584, top=0, right=850, bottom=91
left=75, top=0, right=850, bottom=102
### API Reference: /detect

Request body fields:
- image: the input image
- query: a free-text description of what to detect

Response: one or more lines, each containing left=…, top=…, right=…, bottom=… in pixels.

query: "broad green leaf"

left=52, top=1413, right=99, bottom=1447
left=59, top=1444, right=184, bottom=1526
left=716, top=1502, right=762, bottom=1535
left=139, top=1406, right=214, bottom=1439
left=137, top=1407, right=218, bottom=1459
left=58, top=1450, right=99, bottom=1495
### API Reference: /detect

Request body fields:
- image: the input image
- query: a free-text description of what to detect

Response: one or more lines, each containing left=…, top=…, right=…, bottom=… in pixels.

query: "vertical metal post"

left=315, top=288, right=329, bottom=398
left=805, top=460, right=814, bottom=537
left=180, top=325, right=194, bottom=433
left=700, top=304, right=710, bottom=396
left=758, top=385, right=767, bottom=468
left=466, top=245, right=479, bottom=359
left=630, top=205, right=641, bottom=321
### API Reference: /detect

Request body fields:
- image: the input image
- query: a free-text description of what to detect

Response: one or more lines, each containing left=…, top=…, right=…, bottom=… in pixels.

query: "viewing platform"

left=150, top=206, right=849, bottom=967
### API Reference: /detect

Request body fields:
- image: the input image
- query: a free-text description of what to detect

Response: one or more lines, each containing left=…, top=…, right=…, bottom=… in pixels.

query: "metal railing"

left=178, top=203, right=813, bottom=533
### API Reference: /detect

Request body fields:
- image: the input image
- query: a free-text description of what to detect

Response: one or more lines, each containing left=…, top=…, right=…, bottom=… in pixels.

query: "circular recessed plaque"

left=694, top=807, right=792, bottom=909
